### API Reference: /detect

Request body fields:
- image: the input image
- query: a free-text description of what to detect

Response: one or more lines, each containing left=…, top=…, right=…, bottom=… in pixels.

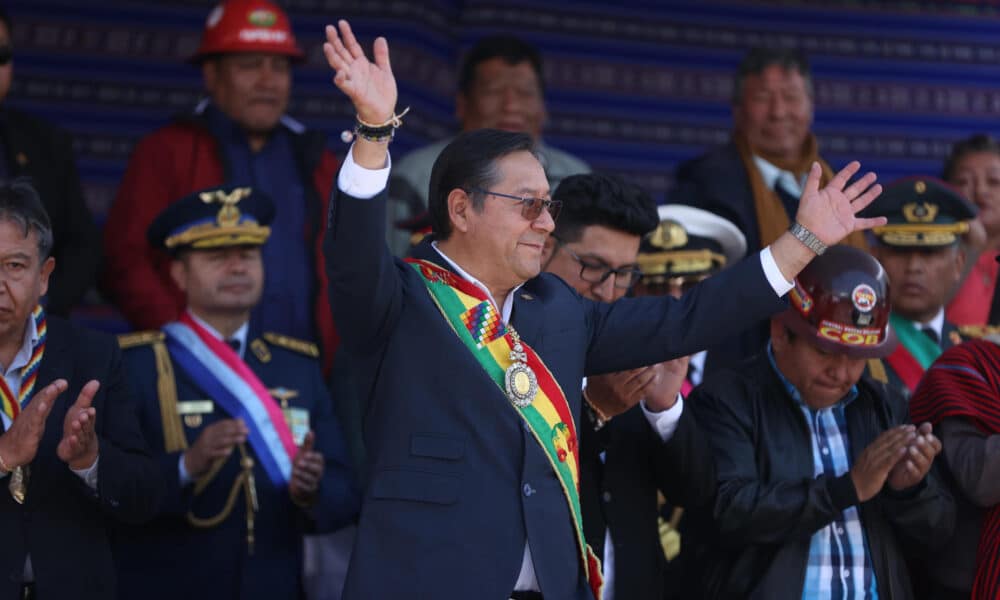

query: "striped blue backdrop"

left=6, top=0, right=1000, bottom=224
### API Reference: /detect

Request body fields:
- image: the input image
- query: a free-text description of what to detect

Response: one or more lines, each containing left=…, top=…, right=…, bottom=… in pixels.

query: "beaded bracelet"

left=341, top=106, right=411, bottom=144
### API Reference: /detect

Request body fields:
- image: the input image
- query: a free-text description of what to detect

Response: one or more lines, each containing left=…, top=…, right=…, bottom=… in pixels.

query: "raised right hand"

left=323, top=20, right=397, bottom=125
left=850, top=425, right=915, bottom=502
left=183, top=418, right=249, bottom=479
left=0, top=379, right=65, bottom=469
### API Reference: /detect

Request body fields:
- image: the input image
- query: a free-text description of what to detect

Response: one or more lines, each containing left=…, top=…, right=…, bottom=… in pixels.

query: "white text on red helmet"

left=238, top=29, right=289, bottom=43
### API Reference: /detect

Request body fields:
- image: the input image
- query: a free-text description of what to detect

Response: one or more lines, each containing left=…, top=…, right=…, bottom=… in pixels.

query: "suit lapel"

left=511, top=287, right=544, bottom=349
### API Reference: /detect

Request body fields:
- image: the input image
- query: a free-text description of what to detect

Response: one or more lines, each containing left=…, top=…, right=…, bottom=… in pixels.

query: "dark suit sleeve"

left=304, top=360, right=360, bottom=532
left=877, top=390, right=955, bottom=552
left=689, top=377, right=859, bottom=548
left=324, top=186, right=403, bottom=355
left=649, top=407, right=716, bottom=509
left=44, top=126, right=100, bottom=316
left=583, top=254, right=786, bottom=375
left=93, top=340, right=164, bottom=524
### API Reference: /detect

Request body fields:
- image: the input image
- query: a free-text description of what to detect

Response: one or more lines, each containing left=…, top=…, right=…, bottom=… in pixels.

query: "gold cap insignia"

left=914, top=180, right=927, bottom=194
left=648, top=220, right=688, bottom=251
left=200, top=187, right=253, bottom=228
left=902, top=202, right=938, bottom=224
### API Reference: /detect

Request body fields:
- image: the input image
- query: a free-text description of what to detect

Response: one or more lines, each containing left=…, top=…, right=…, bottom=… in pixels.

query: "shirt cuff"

left=760, top=246, right=794, bottom=297
left=178, top=454, right=193, bottom=487
left=337, top=143, right=392, bottom=199
left=71, top=455, right=100, bottom=491
left=640, top=395, right=684, bottom=442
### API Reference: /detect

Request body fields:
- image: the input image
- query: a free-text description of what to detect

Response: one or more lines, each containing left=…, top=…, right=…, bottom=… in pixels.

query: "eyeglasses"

left=0, top=46, right=11, bottom=66
left=468, top=187, right=561, bottom=222
left=555, top=238, right=643, bottom=290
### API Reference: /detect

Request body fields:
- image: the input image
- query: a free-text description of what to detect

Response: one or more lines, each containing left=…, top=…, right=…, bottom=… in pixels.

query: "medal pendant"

left=504, top=330, right=538, bottom=407
left=505, top=362, right=538, bottom=408
left=9, top=465, right=27, bottom=504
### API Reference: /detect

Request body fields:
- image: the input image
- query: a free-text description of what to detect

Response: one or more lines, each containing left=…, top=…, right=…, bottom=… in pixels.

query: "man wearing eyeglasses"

left=322, top=21, right=886, bottom=600
left=539, top=174, right=717, bottom=600
left=0, top=8, right=100, bottom=317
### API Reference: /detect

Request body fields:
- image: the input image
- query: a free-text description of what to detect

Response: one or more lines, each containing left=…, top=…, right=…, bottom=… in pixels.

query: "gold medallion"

left=9, top=465, right=27, bottom=504
left=504, top=331, right=538, bottom=408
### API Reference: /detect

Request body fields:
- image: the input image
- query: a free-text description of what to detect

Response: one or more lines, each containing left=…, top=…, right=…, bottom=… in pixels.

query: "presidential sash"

left=885, top=314, right=941, bottom=393
left=407, top=259, right=603, bottom=599
left=163, top=313, right=297, bottom=487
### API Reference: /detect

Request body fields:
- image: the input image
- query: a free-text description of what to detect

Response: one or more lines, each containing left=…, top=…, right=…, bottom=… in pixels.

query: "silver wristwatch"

left=788, top=221, right=828, bottom=255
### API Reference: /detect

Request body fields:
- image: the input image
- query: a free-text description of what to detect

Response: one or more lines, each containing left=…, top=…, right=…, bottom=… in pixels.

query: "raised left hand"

left=57, top=380, right=100, bottom=470
left=887, top=422, right=942, bottom=491
left=796, top=161, right=886, bottom=246
left=290, top=431, right=325, bottom=507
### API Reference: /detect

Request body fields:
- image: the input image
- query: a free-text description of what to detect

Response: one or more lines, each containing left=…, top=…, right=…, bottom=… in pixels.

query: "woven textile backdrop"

left=6, top=0, right=1000, bottom=222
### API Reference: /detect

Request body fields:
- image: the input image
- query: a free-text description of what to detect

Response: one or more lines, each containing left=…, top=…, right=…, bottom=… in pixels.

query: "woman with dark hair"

left=943, top=134, right=1000, bottom=326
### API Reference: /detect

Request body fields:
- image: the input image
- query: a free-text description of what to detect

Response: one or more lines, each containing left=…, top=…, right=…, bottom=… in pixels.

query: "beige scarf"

left=734, top=132, right=868, bottom=251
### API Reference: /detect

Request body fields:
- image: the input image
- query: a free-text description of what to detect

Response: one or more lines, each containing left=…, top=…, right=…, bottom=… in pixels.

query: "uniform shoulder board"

left=958, top=324, right=1000, bottom=340
left=262, top=332, right=319, bottom=358
left=866, top=358, right=889, bottom=384
left=117, top=330, right=165, bottom=349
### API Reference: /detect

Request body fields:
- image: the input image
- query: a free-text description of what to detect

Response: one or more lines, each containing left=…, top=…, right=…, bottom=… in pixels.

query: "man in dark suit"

left=112, top=185, right=360, bottom=600
left=0, top=8, right=100, bottom=316
left=865, top=177, right=977, bottom=400
left=670, top=48, right=869, bottom=376
left=322, top=20, right=885, bottom=600
left=538, top=174, right=716, bottom=600
left=0, top=181, right=161, bottom=600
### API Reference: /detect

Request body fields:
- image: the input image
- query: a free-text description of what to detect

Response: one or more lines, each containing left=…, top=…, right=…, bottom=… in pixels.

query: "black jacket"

left=579, top=401, right=716, bottom=600
left=0, top=108, right=100, bottom=316
left=0, top=317, right=162, bottom=600
left=689, top=352, right=955, bottom=599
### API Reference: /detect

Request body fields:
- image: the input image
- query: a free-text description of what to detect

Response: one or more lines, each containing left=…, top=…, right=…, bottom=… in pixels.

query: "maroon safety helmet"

left=779, top=245, right=898, bottom=358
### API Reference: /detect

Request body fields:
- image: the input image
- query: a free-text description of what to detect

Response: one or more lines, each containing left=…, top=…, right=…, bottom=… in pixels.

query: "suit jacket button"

left=522, top=483, right=535, bottom=497
left=602, top=491, right=612, bottom=503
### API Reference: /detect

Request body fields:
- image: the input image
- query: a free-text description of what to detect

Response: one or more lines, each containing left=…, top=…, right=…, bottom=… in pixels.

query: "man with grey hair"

left=0, top=181, right=161, bottom=600
left=670, top=47, right=868, bottom=375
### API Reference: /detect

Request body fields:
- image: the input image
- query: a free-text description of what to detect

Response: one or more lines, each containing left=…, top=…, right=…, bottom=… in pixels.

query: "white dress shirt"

left=336, top=143, right=795, bottom=594
left=753, top=154, right=806, bottom=199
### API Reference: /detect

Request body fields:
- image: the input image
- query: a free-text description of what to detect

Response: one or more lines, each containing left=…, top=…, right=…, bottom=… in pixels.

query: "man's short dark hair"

left=732, top=47, right=813, bottom=104
left=457, top=35, right=544, bottom=95
left=428, top=129, right=537, bottom=239
left=0, top=7, right=11, bottom=37
left=943, top=133, right=1000, bottom=181
left=551, top=173, right=659, bottom=243
left=0, top=179, right=54, bottom=260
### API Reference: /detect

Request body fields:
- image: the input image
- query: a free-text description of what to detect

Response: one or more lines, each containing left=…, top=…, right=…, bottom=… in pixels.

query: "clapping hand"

left=57, top=379, right=101, bottom=470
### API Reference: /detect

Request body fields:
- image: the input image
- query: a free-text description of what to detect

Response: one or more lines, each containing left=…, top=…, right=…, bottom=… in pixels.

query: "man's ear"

left=447, top=188, right=474, bottom=234
left=37, top=256, right=55, bottom=298
left=953, top=245, right=967, bottom=286
left=769, top=317, right=788, bottom=349
left=540, top=235, right=557, bottom=263
left=169, top=258, right=188, bottom=293
left=202, top=59, right=219, bottom=95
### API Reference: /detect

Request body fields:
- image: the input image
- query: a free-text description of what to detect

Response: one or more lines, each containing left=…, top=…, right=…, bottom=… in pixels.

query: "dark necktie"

left=226, top=339, right=241, bottom=354
left=774, top=182, right=799, bottom=221
left=920, top=326, right=940, bottom=346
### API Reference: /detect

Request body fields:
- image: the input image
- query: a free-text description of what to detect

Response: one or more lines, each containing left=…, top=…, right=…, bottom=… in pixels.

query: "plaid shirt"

left=768, top=344, right=879, bottom=600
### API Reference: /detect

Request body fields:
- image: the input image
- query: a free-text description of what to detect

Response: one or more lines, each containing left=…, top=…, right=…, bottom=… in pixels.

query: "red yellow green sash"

left=885, top=314, right=942, bottom=393
left=406, top=258, right=603, bottom=599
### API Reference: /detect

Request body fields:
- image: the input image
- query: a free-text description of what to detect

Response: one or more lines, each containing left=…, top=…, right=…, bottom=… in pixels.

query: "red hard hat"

left=191, top=0, right=304, bottom=63
left=779, top=245, right=898, bottom=359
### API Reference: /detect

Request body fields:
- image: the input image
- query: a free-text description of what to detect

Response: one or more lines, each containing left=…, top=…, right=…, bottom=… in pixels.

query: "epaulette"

left=866, top=358, right=889, bottom=384
left=958, top=324, right=1000, bottom=340
left=117, top=330, right=165, bottom=349
left=262, top=332, right=319, bottom=358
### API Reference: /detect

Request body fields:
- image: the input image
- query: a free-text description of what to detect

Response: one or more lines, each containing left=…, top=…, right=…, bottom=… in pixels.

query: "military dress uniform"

left=861, top=177, right=977, bottom=401
left=110, top=185, right=359, bottom=600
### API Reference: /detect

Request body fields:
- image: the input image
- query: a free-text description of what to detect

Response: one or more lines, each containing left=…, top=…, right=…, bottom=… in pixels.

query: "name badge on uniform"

left=177, top=400, right=214, bottom=428
left=284, top=407, right=310, bottom=446
left=270, top=387, right=308, bottom=446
